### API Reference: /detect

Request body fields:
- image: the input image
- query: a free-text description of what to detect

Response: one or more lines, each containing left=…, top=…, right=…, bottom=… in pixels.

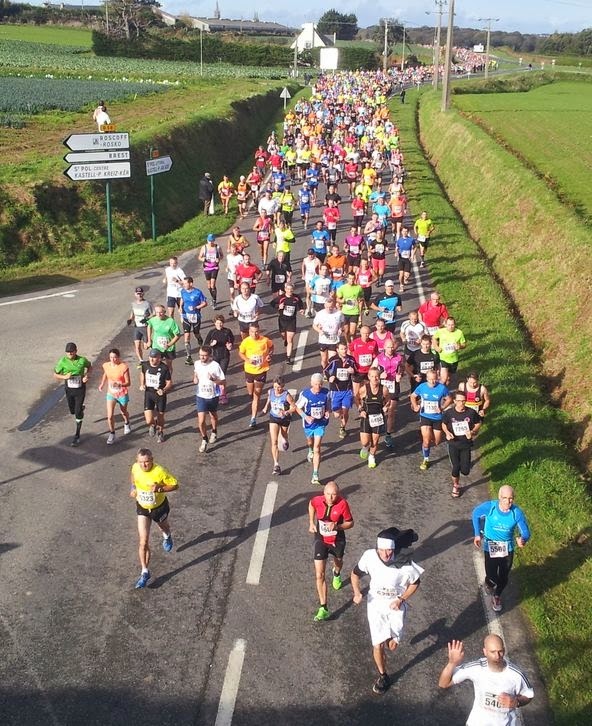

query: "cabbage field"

left=0, top=76, right=166, bottom=114
left=0, top=39, right=289, bottom=81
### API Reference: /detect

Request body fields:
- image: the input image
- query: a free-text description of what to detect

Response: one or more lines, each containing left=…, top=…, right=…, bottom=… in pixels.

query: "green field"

left=454, top=80, right=592, bottom=222
left=0, top=23, right=93, bottom=46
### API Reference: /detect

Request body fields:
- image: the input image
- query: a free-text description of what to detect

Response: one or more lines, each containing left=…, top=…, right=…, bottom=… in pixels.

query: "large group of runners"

left=52, top=69, right=534, bottom=718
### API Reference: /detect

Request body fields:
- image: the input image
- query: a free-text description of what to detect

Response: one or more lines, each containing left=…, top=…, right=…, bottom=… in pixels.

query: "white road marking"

left=0, top=289, right=78, bottom=306
left=291, top=329, right=308, bottom=372
left=214, top=638, right=247, bottom=726
left=246, top=481, right=278, bottom=585
left=412, top=257, right=426, bottom=304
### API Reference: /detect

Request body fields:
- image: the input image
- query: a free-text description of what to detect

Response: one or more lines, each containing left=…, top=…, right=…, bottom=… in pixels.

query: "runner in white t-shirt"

left=163, top=256, right=186, bottom=318
left=231, top=283, right=264, bottom=339
left=312, top=298, right=345, bottom=368
left=351, top=527, right=424, bottom=695
left=193, top=346, right=225, bottom=453
left=438, top=635, right=534, bottom=725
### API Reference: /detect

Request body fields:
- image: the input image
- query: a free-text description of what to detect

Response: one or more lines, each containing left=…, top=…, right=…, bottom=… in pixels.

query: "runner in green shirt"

left=53, top=341, right=92, bottom=447
left=433, top=316, right=466, bottom=385
left=146, top=305, right=182, bottom=377
left=337, top=272, right=364, bottom=344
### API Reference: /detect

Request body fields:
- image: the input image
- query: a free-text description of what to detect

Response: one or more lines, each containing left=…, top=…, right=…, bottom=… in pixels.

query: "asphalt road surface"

left=1, top=175, right=551, bottom=725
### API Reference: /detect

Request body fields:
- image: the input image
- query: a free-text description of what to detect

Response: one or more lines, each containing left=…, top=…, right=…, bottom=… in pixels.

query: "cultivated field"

left=454, top=80, right=592, bottom=223
left=0, top=22, right=93, bottom=46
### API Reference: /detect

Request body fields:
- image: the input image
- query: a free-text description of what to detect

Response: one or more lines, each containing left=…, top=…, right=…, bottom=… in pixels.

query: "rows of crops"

left=0, top=40, right=290, bottom=81
left=0, top=76, right=167, bottom=114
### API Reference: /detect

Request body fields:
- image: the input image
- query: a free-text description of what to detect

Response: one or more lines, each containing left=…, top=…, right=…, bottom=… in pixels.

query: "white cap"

left=376, top=537, right=396, bottom=550
left=384, top=279, right=395, bottom=287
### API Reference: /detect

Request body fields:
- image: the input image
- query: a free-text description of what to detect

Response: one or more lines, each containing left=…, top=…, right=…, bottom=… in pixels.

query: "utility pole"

left=293, top=30, right=298, bottom=78
left=441, top=0, right=455, bottom=112
left=431, top=1, right=447, bottom=89
left=383, top=19, right=388, bottom=73
left=400, top=22, right=406, bottom=71
left=478, top=17, right=500, bottom=79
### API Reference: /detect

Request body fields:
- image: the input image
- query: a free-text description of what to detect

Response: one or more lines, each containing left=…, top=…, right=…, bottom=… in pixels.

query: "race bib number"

left=156, top=336, right=169, bottom=350
left=310, top=405, right=324, bottom=420
left=67, top=375, right=82, bottom=388
left=374, top=244, right=384, bottom=254
left=257, top=231, right=270, bottom=242
left=482, top=692, right=503, bottom=711
left=319, top=520, right=336, bottom=538
left=381, top=309, right=394, bottom=322
left=108, top=381, right=122, bottom=394
left=324, top=332, right=339, bottom=344
left=336, top=368, right=350, bottom=381
left=419, top=361, right=434, bottom=372
left=145, top=372, right=160, bottom=389
left=241, top=310, right=256, bottom=322
left=488, top=541, right=509, bottom=558
left=359, top=354, right=373, bottom=367
left=198, top=382, right=215, bottom=398
left=186, top=313, right=198, bottom=324
left=376, top=587, right=398, bottom=598
left=427, top=326, right=439, bottom=335
left=384, top=379, right=396, bottom=393
left=250, top=355, right=263, bottom=367
left=443, top=342, right=456, bottom=353
left=137, top=490, right=156, bottom=507
left=451, top=419, right=470, bottom=436
left=274, top=274, right=285, bottom=283
left=423, top=399, right=439, bottom=414
left=283, top=304, right=296, bottom=317
left=327, top=222, right=337, bottom=230
left=271, top=402, right=285, bottom=417
left=400, top=249, right=411, bottom=258
left=332, top=267, right=343, bottom=278
left=368, top=413, right=384, bottom=428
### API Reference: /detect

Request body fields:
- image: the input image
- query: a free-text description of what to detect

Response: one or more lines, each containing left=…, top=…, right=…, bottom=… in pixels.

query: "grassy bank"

left=393, top=88, right=592, bottom=725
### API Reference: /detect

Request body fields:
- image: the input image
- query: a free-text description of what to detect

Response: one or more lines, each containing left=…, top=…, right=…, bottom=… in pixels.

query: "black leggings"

left=484, top=550, right=514, bottom=596
left=448, top=443, right=472, bottom=477
left=66, top=387, right=86, bottom=421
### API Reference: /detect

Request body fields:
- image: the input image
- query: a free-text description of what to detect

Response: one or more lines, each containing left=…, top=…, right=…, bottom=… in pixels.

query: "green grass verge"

left=393, top=87, right=592, bottom=726
left=0, top=23, right=93, bottom=46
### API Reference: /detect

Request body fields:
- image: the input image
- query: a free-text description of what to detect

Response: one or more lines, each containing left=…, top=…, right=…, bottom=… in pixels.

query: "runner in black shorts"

left=140, top=349, right=172, bottom=443
left=271, top=282, right=304, bottom=364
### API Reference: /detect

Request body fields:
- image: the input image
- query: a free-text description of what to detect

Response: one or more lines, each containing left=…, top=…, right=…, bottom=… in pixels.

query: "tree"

left=107, top=0, right=160, bottom=40
left=317, top=10, right=358, bottom=41
left=372, top=18, right=404, bottom=46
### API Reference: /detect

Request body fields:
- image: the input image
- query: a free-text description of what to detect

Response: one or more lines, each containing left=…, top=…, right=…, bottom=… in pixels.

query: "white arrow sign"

left=64, top=150, right=130, bottom=163
left=64, top=162, right=131, bottom=181
left=280, top=87, right=291, bottom=99
left=64, top=132, right=130, bottom=151
left=146, top=156, right=173, bottom=176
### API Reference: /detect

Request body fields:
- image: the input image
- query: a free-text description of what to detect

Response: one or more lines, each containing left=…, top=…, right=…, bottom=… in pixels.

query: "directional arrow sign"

left=279, top=87, right=291, bottom=99
left=63, top=132, right=130, bottom=151
left=146, top=155, right=173, bottom=176
left=64, top=162, right=131, bottom=181
left=64, top=150, right=130, bottom=163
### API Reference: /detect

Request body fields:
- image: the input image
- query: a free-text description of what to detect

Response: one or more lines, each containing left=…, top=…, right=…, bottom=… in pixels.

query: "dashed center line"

left=291, top=329, right=309, bottom=372
left=0, top=289, right=78, bottom=306
left=245, top=481, right=278, bottom=585
left=214, top=638, right=247, bottom=726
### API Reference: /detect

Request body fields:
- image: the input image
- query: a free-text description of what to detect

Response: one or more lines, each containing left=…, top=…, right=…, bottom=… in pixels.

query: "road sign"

left=279, top=87, right=291, bottom=99
left=63, top=133, right=130, bottom=151
left=64, top=162, right=131, bottom=181
left=64, top=150, right=130, bottom=163
left=146, top=155, right=173, bottom=176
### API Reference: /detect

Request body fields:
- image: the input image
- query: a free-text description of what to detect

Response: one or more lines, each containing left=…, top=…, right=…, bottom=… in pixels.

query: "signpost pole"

left=149, top=146, right=157, bottom=240
left=106, top=180, right=113, bottom=253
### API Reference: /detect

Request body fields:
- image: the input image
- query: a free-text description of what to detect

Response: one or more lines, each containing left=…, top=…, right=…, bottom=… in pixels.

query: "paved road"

left=1, top=171, right=550, bottom=724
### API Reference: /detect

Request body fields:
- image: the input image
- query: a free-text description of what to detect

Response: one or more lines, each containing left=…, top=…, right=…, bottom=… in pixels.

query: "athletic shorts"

left=136, top=497, right=170, bottom=523
left=440, top=360, right=458, bottom=373
left=319, top=343, right=338, bottom=353
left=347, top=255, right=361, bottom=268
left=196, top=396, right=219, bottom=413
left=245, top=371, right=267, bottom=384
left=303, top=421, right=328, bottom=439
left=106, top=393, right=129, bottom=405
left=204, top=269, right=219, bottom=281
left=269, top=415, right=291, bottom=427
left=419, top=238, right=430, bottom=249
left=313, top=536, right=346, bottom=561
left=367, top=597, right=407, bottom=646
left=238, top=320, right=255, bottom=334
left=353, top=372, right=369, bottom=384
left=331, top=389, right=353, bottom=411
left=144, top=389, right=167, bottom=413
left=182, top=320, right=201, bottom=334
left=134, top=328, right=147, bottom=342
left=360, top=412, right=386, bottom=435
left=420, top=415, right=441, bottom=430
left=166, top=296, right=181, bottom=310
left=278, top=317, right=297, bottom=333
left=343, top=312, right=360, bottom=325
left=398, top=258, right=412, bottom=273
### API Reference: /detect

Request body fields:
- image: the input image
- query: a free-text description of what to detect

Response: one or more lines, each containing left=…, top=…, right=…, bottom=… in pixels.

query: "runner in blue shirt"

left=295, top=372, right=331, bottom=486
left=180, top=277, right=208, bottom=365
left=370, top=280, right=402, bottom=334
left=310, top=220, right=331, bottom=263
left=298, top=182, right=312, bottom=229
left=472, top=485, right=530, bottom=613
left=395, top=228, right=417, bottom=293
left=410, top=369, right=451, bottom=471
left=372, top=195, right=391, bottom=229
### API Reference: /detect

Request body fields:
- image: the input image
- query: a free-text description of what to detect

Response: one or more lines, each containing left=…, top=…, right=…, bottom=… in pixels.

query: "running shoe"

left=135, top=571, right=151, bottom=589
left=420, top=260, right=425, bottom=268
left=419, top=458, right=430, bottom=471
left=272, top=464, right=281, bottom=476
left=368, top=454, right=377, bottom=469
left=123, top=423, right=131, bottom=435
left=136, top=362, right=143, bottom=370
left=199, top=439, right=208, bottom=453
left=287, top=356, right=294, bottom=365
left=209, top=431, right=217, bottom=444
left=156, top=430, right=165, bottom=444
left=185, top=356, right=194, bottom=366
left=359, top=447, right=369, bottom=460
left=197, top=336, right=204, bottom=345
left=332, top=570, right=343, bottom=591
left=492, top=596, right=503, bottom=613
left=313, top=606, right=330, bottom=622
left=148, top=425, right=155, bottom=437
left=484, top=579, right=494, bottom=596
left=249, top=417, right=257, bottom=429
left=70, top=435, right=80, bottom=447
left=372, top=673, right=391, bottom=695
left=339, top=426, right=347, bottom=439
left=384, top=433, right=394, bottom=448
left=311, top=472, right=321, bottom=486
left=107, top=432, right=116, bottom=445
left=162, top=534, right=173, bottom=553
left=307, top=448, right=314, bottom=462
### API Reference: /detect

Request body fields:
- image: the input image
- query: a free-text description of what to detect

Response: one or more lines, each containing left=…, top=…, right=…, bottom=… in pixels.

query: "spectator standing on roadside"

left=199, top=172, right=214, bottom=214
left=93, top=102, right=111, bottom=130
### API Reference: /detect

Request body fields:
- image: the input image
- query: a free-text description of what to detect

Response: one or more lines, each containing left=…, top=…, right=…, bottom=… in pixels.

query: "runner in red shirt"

left=323, top=199, right=341, bottom=242
left=349, top=325, right=379, bottom=397
left=308, top=480, right=354, bottom=622
left=234, top=253, right=261, bottom=292
left=254, top=145, right=268, bottom=172
left=418, top=291, right=450, bottom=336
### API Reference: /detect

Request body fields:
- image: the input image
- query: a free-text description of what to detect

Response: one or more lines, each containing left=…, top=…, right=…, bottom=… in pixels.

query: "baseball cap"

left=307, top=248, right=315, bottom=254
left=385, top=279, right=395, bottom=287
left=135, top=286, right=144, bottom=293
left=148, top=348, right=162, bottom=357
left=65, top=342, right=77, bottom=352
left=207, top=233, right=216, bottom=242
left=204, top=172, right=211, bottom=178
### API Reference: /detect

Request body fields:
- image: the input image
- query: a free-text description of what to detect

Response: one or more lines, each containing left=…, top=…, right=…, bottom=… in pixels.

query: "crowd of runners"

left=53, top=69, right=534, bottom=716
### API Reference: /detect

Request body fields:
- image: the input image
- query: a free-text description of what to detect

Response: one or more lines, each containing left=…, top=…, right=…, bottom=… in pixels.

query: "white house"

left=291, top=23, right=334, bottom=52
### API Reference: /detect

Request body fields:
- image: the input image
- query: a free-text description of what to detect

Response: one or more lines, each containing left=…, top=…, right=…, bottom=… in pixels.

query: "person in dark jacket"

left=199, top=172, right=214, bottom=213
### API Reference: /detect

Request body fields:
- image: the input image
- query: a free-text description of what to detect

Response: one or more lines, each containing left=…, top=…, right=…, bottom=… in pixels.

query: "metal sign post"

left=145, top=150, right=173, bottom=241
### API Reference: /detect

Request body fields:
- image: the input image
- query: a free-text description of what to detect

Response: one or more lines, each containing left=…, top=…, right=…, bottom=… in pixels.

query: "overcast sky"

left=166, top=0, right=590, bottom=34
